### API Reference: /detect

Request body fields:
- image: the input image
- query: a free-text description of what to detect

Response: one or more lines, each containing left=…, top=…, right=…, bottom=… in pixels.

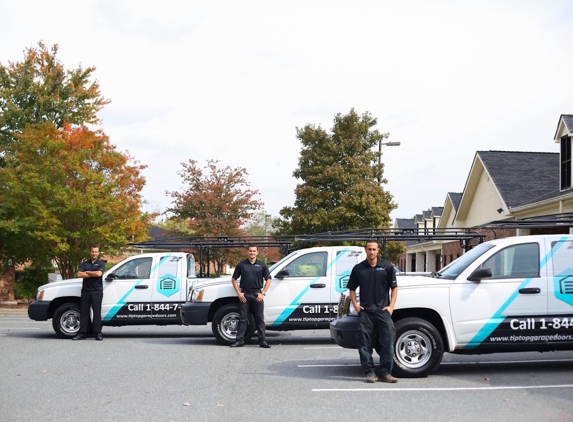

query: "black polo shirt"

left=347, top=258, right=397, bottom=312
left=79, top=258, right=106, bottom=291
left=232, top=258, right=271, bottom=290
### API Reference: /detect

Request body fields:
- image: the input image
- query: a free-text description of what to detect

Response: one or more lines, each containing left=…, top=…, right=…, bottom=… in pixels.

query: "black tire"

left=211, top=303, right=255, bottom=345
left=392, top=317, right=444, bottom=378
left=52, top=302, right=81, bottom=339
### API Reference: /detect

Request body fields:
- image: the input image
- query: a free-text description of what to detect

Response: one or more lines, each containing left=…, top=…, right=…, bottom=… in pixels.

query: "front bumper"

left=329, top=315, right=359, bottom=349
left=28, top=301, right=50, bottom=321
left=180, top=302, right=211, bottom=325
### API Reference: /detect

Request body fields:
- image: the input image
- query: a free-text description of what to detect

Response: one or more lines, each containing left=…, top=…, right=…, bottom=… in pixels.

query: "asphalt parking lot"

left=1, top=312, right=572, bottom=422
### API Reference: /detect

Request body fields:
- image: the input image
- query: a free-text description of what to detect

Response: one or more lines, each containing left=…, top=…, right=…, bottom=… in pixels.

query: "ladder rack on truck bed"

left=128, top=236, right=294, bottom=277
left=295, top=227, right=487, bottom=256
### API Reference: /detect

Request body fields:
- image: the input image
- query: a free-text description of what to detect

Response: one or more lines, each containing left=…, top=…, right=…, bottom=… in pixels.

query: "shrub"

left=13, top=267, right=50, bottom=301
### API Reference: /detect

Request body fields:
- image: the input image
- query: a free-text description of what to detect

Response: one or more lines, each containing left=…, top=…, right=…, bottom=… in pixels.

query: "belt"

left=241, top=288, right=262, bottom=293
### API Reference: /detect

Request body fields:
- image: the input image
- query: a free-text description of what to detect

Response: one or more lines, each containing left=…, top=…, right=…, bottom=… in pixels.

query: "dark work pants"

left=79, top=289, right=103, bottom=336
left=356, top=309, right=396, bottom=376
left=236, top=292, right=266, bottom=343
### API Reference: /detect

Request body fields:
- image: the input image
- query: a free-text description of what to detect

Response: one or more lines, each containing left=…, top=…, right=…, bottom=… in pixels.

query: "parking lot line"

left=298, top=363, right=359, bottom=367
left=302, top=346, right=344, bottom=350
left=312, top=384, right=573, bottom=392
left=299, top=358, right=573, bottom=368
left=441, top=358, right=573, bottom=365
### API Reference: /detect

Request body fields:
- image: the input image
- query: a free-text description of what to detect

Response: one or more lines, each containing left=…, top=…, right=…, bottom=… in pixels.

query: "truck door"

left=266, top=250, right=331, bottom=329
left=547, top=239, right=573, bottom=339
left=450, top=241, right=547, bottom=351
left=334, top=248, right=364, bottom=295
left=102, top=256, right=154, bottom=323
left=150, top=255, right=187, bottom=322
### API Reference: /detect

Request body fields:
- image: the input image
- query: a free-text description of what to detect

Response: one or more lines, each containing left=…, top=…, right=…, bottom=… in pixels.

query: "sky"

left=2, top=0, right=573, bottom=224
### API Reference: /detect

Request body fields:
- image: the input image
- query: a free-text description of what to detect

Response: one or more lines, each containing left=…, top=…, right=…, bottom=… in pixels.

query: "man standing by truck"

left=347, top=239, right=398, bottom=383
left=73, top=245, right=106, bottom=341
left=230, top=245, right=272, bottom=348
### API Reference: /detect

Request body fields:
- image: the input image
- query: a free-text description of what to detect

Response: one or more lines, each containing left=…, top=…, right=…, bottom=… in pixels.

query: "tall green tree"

left=279, top=108, right=397, bottom=234
left=0, top=122, right=152, bottom=278
left=167, top=159, right=263, bottom=276
left=0, top=42, right=109, bottom=154
left=0, top=42, right=151, bottom=275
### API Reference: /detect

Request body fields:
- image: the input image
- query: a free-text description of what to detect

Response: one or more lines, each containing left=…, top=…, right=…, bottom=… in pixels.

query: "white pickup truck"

left=28, top=252, right=198, bottom=338
left=181, top=246, right=367, bottom=344
left=330, top=234, right=573, bottom=378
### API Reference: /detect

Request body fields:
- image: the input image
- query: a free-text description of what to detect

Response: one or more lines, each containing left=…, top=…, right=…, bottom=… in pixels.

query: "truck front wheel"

left=392, top=317, right=444, bottom=378
left=52, top=302, right=81, bottom=339
left=212, top=304, right=255, bottom=345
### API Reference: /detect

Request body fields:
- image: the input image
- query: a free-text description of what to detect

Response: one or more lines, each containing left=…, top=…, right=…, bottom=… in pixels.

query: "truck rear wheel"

left=52, top=302, right=81, bottom=339
left=212, top=304, right=255, bottom=345
left=392, top=317, right=444, bottom=378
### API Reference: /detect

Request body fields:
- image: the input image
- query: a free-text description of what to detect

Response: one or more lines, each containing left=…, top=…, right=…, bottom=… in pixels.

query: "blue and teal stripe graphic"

left=102, top=254, right=172, bottom=322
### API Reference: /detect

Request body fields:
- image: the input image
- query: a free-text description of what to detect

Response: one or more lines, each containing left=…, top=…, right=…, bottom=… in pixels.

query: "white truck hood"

left=191, top=276, right=233, bottom=290
left=41, top=277, right=83, bottom=290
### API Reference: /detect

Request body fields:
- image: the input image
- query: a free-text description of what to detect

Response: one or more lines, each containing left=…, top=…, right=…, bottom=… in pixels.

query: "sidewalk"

left=0, top=301, right=29, bottom=315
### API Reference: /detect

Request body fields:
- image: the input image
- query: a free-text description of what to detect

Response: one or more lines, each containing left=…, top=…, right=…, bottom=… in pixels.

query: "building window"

left=561, top=135, right=572, bottom=190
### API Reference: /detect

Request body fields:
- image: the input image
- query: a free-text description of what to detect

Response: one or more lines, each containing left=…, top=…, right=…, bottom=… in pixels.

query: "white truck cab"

left=181, top=246, right=367, bottom=344
left=330, top=234, right=573, bottom=377
left=28, top=252, right=197, bottom=338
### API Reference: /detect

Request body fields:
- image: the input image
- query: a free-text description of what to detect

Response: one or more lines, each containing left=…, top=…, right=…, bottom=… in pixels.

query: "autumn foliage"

left=167, top=159, right=263, bottom=275
left=0, top=42, right=152, bottom=278
left=0, top=122, right=151, bottom=277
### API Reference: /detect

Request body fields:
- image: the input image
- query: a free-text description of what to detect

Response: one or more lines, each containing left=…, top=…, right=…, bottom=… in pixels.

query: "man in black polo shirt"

left=73, top=244, right=106, bottom=341
left=230, top=244, right=271, bottom=348
left=347, top=239, right=398, bottom=383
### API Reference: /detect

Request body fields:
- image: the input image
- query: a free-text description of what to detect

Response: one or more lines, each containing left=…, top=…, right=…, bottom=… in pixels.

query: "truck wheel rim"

left=220, top=312, right=239, bottom=340
left=60, top=309, right=80, bottom=335
left=395, top=329, right=432, bottom=369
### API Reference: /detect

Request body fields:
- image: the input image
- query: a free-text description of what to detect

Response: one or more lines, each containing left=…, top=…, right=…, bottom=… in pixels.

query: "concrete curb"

left=0, top=308, right=29, bottom=315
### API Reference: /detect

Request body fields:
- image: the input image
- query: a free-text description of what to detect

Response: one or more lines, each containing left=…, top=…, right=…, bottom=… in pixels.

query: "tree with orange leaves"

left=0, top=42, right=109, bottom=157
left=167, top=159, right=263, bottom=276
left=0, top=42, right=152, bottom=277
left=0, top=122, right=151, bottom=278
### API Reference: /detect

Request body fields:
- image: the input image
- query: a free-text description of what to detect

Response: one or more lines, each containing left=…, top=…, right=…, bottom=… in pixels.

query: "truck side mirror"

left=275, top=269, right=289, bottom=279
left=105, top=273, right=117, bottom=282
left=467, top=267, right=492, bottom=283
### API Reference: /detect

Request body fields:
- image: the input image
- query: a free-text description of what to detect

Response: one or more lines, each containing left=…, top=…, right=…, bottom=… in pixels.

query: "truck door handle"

left=519, top=288, right=540, bottom=294
left=310, top=283, right=326, bottom=288
left=135, top=285, right=149, bottom=289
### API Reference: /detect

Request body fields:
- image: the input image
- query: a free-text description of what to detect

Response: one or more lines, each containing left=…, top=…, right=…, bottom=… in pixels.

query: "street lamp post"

left=378, top=140, right=401, bottom=182
left=378, top=140, right=401, bottom=168
left=264, top=214, right=271, bottom=264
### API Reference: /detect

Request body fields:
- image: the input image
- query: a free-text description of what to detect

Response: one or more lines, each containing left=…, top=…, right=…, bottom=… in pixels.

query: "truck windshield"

left=438, top=243, right=494, bottom=279
left=269, top=251, right=299, bottom=273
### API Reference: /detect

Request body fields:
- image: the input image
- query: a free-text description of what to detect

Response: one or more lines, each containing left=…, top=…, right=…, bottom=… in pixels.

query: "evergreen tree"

left=280, top=108, right=397, bottom=234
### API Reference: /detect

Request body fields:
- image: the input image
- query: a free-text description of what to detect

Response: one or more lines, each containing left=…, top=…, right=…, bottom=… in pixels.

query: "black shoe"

left=72, top=334, right=86, bottom=341
left=230, top=341, right=244, bottom=348
left=259, top=342, right=271, bottom=348
left=95, top=333, right=103, bottom=341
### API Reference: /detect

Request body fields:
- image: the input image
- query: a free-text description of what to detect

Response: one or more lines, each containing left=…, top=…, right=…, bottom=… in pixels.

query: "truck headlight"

left=36, top=289, right=45, bottom=301
left=191, top=289, right=203, bottom=302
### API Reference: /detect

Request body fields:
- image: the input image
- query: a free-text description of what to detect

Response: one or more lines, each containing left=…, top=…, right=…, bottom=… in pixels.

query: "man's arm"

left=256, top=277, right=271, bottom=302
left=349, top=289, right=362, bottom=313
left=232, top=278, right=246, bottom=303
left=383, top=286, right=398, bottom=314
